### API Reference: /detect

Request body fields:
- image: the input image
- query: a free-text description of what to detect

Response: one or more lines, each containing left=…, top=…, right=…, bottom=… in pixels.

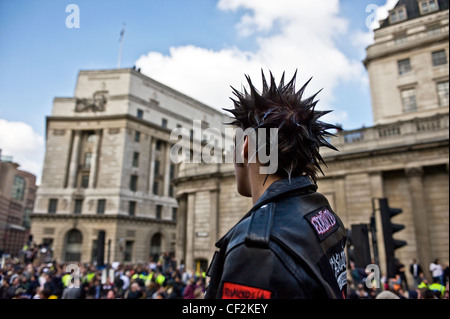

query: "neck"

left=248, top=166, right=281, bottom=204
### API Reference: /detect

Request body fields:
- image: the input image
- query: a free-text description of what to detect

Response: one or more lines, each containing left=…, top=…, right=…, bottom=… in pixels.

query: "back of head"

left=224, top=70, right=339, bottom=183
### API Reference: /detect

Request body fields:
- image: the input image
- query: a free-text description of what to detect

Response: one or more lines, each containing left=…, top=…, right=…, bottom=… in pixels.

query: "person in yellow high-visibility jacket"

left=145, top=271, right=155, bottom=286
left=156, top=273, right=165, bottom=286
left=417, top=278, right=429, bottom=289
left=428, top=280, right=446, bottom=298
left=62, top=273, right=72, bottom=287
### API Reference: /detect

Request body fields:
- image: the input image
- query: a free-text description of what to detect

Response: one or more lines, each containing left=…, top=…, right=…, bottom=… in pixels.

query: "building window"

left=156, top=140, right=163, bottom=151
left=86, top=132, right=95, bottom=143
left=124, top=241, right=134, bottom=262
left=97, top=199, right=106, bottom=214
left=11, top=175, right=26, bottom=201
left=81, top=174, right=89, bottom=188
left=169, top=164, right=175, bottom=197
left=401, top=88, right=417, bottom=113
left=419, top=0, right=439, bottom=14
left=172, top=207, right=177, bottom=221
left=137, top=109, right=143, bottom=119
left=152, top=181, right=159, bottom=195
left=398, top=59, right=412, bottom=75
left=84, top=152, right=92, bottom=169
left=132, top=152, right=139, bottom=167
left=130, top=175, right=138, bottom=191
left=437, top=81, right=449, bottom=107
left=65, top=229, right=82, bottom=262
left=389, top=7, right=407, bottom=23
left=134, top=131, right=141, bottom=142
left=22, top=208, right=32, bottom=228
left=432, top=50, right=447, bottom=66
left=161, top=118, right=168, bottom=128
left=128, top=201, right=136, bottom=216
left=154, top=160, right=160, bottom=176
left=156, top=205, right=163, bottom=219
left=48, top=199, right=58, bottom=214
left=74, top=199, right=83, bottom=214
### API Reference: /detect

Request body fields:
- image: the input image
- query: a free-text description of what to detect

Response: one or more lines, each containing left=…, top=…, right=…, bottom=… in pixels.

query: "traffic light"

left=97, top=230, right=106, bottom=267
left=379, top=198, right=407, bottom=279
left=347, top=224, right=372, bottom=268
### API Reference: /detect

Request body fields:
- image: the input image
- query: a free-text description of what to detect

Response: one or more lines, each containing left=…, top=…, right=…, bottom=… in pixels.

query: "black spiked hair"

left=223, top=70, right=339, bottom=183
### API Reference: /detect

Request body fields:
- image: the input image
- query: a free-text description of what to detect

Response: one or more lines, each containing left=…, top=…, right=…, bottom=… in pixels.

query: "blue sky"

left=0, top=0, right=396, bottom=182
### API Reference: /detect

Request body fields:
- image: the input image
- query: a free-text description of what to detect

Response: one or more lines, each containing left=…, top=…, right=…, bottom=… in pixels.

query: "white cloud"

left=0, top=119, right=44, bottom=184
left=135, top=0, right=368, bottom=125
left=350, top=1, right=398, bottom=65
left=370, top=0, right=398, bottom=30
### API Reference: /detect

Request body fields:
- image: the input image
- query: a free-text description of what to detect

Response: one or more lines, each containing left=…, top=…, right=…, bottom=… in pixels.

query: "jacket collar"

left=216, top=175, right=317, bottom=247
left=251, top=175, right=317, bottom=210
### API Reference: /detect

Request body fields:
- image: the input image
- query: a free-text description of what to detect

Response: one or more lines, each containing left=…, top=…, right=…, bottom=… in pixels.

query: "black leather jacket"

left=204, top=176, right=347, bottom=299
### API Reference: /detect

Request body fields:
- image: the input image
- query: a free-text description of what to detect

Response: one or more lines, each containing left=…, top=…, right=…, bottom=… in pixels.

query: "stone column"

left=175, top=194, right=187, bottom=267
left=67, top=130, right=81, bottom=188
left=209, top=188, right=219, bottom=248
left=405, top=166, right=431, bottom=278
left=88, top=130, right=102, bottom=188
left=185, top=193, right=195, bottom=271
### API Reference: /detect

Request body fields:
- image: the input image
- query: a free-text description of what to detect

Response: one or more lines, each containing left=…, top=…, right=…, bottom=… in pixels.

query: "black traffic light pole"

left=370, top=198, right=380, bottom=267
left=378, top=197, right=407, bottom=279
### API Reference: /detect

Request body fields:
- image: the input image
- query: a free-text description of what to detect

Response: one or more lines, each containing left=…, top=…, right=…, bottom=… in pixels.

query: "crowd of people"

left=0, top=250, right=207, bottom=299
left=348, top=258, right=449, bottom=299
left=1, top=243, right=449, bottom=300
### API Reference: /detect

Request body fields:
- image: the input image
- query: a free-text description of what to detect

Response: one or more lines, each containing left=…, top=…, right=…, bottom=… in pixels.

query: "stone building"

left=30, top=68, right=228, bottom=264
left=29, top=0, right=448, bottom=281
left=174, top=0, right=449, bottom=282
left=0, top=153, right=37, bottom=256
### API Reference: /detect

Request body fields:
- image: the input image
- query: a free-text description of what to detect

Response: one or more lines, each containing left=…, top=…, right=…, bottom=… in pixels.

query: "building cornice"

left=46, top=113, right=173, bottom=135
left=30, top=212, right=176, bottom=225
left=364, top=33, right=448, bottom=67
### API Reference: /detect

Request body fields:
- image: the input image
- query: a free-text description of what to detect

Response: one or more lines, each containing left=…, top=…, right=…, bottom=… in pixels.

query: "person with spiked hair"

left=204, top=70, right=348, bottom=299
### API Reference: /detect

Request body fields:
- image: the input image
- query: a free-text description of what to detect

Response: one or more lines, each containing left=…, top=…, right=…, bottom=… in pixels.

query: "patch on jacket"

left=305, top=206, right=339, bottom=241
left=318, top=241, right=348, bottom=298
left=222, top=282, right=272, bottom=299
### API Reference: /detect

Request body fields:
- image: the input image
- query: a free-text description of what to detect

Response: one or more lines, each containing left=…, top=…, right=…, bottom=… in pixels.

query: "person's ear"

left=241, top=135, right=249, bottom=162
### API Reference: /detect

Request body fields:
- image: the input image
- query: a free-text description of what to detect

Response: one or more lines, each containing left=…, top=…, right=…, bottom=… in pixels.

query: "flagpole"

left=117, top=23, right=125, bottom=69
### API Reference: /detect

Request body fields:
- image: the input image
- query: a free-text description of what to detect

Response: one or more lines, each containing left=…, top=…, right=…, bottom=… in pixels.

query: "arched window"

left=150, top=233, right=162, bottom=261
left=65, top=229, right=83, bottom=262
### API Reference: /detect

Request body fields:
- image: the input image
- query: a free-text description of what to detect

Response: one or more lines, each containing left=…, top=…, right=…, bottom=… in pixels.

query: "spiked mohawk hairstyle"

left=224, top=70, right=339, bottom=183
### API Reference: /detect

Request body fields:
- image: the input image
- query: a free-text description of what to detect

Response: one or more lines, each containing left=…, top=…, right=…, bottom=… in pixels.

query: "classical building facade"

left=0, top=153, right=37, bottom=256
left=30, top=68, right=228, bottom=264
left=29, top=0, right=448, bottom=281
left=174, top=0, right=449, bottom=282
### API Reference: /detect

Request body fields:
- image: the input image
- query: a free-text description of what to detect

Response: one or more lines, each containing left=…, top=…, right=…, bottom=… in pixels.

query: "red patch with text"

left=222, top=282, right=272, bottom=299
